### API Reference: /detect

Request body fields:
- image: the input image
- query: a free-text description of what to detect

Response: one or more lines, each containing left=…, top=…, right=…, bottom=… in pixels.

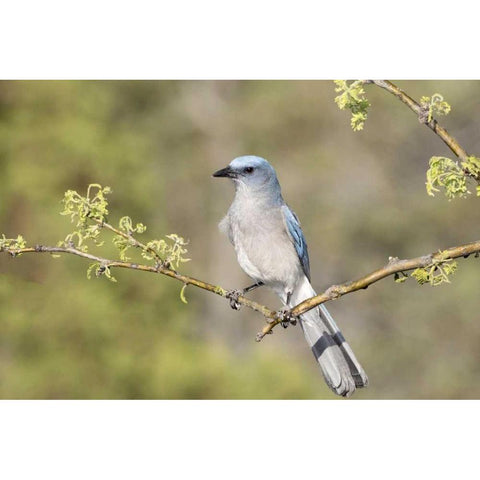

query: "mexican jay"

left=213, top=155, right=368, bottom=397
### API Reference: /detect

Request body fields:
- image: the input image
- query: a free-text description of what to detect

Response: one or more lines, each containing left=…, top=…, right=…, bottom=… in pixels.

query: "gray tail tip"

left=352, top=371, right=369, bottom=388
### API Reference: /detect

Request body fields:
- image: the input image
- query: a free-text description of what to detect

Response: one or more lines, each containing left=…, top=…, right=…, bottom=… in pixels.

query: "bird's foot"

left=226, top=289, right=242, bottom=310
left=275, top=308, right=297, bottom=328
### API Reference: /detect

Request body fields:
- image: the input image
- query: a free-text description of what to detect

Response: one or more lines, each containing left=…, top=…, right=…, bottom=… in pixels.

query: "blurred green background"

left=0, top=80, right=479, bottom=399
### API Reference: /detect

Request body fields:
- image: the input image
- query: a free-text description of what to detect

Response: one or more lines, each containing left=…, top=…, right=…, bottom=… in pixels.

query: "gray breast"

left=227, top=201, right=302, bottom=291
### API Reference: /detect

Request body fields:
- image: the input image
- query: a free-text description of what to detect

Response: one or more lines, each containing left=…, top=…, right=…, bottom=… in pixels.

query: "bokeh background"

left=0, top=80, right=479, bottom=399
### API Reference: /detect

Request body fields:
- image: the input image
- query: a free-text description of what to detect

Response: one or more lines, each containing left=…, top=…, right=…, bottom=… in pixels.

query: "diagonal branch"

left=255, top=239, right=480, bottom=339
left=3, top=239, right=480, bottom=342
left=368, top=80, right=478, bottom=181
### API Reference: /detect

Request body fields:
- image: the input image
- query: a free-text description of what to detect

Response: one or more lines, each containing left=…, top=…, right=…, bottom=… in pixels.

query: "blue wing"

left=281, top=205, right=311, bottom=280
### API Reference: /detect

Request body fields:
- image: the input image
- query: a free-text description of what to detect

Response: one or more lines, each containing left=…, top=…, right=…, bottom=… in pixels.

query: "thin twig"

left=92, top=217, right=166, bottom=266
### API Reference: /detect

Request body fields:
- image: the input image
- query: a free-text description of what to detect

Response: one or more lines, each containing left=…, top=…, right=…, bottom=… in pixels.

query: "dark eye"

left=244, top=166, right=254, bottom=174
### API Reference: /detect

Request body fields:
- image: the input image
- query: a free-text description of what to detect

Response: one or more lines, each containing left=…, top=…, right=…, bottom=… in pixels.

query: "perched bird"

left=213, top=155, right=368, bottom=397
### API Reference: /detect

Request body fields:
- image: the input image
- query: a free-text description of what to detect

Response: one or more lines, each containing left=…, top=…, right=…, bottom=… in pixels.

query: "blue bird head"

left=212, top=155, right=280, bottom=193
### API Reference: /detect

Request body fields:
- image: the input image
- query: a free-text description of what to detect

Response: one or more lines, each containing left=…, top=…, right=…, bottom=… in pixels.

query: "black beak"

left=212, top=166, right=236, bottom=178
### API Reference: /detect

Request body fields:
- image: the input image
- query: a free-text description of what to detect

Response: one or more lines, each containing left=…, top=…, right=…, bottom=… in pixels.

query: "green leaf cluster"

left=426, top=156, right=468, bottom=199
left=111, top=216, right=190, bottom=269
left=112, top=216, right=147, bottom=261
left=426, top=156, right=480, bottom=199
left=411, top=252, right=458, bottom=286
left=418, top=94, right=479, bottom=200
left=334, top=80, right=370, bottom=131
left=57, top=183, right=191, bottom=283
left=86, top=262, right=118, bottom=283
left=420, top=93, right=451, bottom=123
left=140, top=234, right=190, bottom=269
left=59, top=184, right=112, bottom=252
left=0, top=234, right=27, bottom=253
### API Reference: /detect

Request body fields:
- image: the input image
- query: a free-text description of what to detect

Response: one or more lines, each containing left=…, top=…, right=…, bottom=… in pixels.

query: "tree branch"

left=3, top=239, right=480, bottom=342
left=255, top=239, right=480, bottom=339
left=369, top=80, right=478, bottom=180
left=1, top=244, right=278, bottom=321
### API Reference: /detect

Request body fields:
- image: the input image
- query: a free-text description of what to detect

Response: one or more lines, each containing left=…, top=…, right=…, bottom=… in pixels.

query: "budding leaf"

left=394, top=272, right=407, bottom=283
left=420, top=94, right=451, bottom=123
left=334, top=80, right=370, bottom=131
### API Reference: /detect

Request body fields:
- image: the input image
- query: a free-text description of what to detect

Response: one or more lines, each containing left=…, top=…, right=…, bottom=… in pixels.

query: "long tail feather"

left=289, top=277, right=368, bottom=397
left=319, top=304, right=368, bottom=388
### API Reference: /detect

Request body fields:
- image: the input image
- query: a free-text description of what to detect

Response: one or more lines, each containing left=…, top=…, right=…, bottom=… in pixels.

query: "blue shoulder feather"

left=281, top=205, right=311, bottom=280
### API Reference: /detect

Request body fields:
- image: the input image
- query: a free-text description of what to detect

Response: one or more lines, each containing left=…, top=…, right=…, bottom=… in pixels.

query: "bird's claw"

left=276, top=308, right=297, bottom=328
left=226, top=289, right=242, bottom=310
